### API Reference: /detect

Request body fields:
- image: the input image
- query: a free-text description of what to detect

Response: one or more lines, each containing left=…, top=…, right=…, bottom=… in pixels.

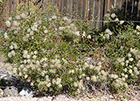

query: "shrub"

left=0, top=1, right=98, bottom=96
left=0, top=1, right=140, bottom=97
left=95, top=13, right=140, bottom=92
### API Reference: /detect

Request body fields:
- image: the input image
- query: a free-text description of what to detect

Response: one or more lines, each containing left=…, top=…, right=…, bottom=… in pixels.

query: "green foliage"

left=95, top=13, right=140, bottom=91
left=0, top=2, right=97, bottom=96
left=0, top=2, right=140, bottom=97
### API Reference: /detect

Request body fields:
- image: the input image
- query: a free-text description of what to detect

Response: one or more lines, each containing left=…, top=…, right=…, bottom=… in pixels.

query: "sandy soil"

left=0, top=95, right=139, bottom=101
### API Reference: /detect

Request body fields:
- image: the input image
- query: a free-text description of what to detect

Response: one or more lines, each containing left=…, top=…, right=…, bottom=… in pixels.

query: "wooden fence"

left=1, top=0, right=140, bottom=28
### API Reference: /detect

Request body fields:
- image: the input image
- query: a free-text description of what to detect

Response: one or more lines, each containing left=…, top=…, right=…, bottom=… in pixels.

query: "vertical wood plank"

left=6, top=0, right=10, bottom=18
left=69, top=0, right=73, bottom=18
left=53, top=0, right=57, bottom=7
left=104, top=0, right=109, bottom=13
left=51, top=0, right=53, bottom=5
left=13, top=0, right=16, bottom=11
left=107, top=0, right=110, bottom=12
left=96, top=0, right=101, bottom=27
left=81, top=0, right=83, bottom=17
left=66, top=0, right=70, bottom=17
left=73, top=0, right=76, bottom=18
left=114, top=0, right=117, bottom=8
left=58, top=0, right=61, bottom=12
left=78, top=0, right=82, bottom=17
left=109, top=0, right=114, bottom=12
left=92, top=0, right=97, bottom=28
left=131, top=0, right=134, bottom=18
left=84, top=0, right=88, bottom=18
left=48, top=0, right=51, bottom=4
left=116, top=0, right=124, bottom=9
left=125, top=0, right=128, bottom=19
left=11, top=0, right=14, bottom=14
left=137, top=0, right=140, bottom=17
left=63, top=0, right=68, bottom=16
left=75, top=0, right=79, bottom=18
left=82, top=0, right=85, bottom=18
left=92, top=0, right=96, bottom=20
left=9, top=0, right=12, bottom=16
left=88, top=0, right=93, bottom=20
left=2, top=0, right=7, bottom=17
left=100, top=0, right=105, bottom=28
left=61, top=0, right=64, bottom=13
left=16, top=0, right=19, bottom=9
left=87, top=0, right=90, bottom=19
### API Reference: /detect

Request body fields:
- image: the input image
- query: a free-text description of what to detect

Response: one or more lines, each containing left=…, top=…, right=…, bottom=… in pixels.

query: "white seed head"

left=30, top=31, right=34, bottom=35
left=34, top=51, right=38, bottom=54
left=21, top=13, right=26, bottom=18
left=9, top=45, right=14, bottom=50
left=121, top=62, right=125, bottom=66
left=87, top=35, right=91, bottom=39
left=111, top=13, right=116, bottom=18
left=91, top=75, right=97, bottom=82
left=33, top=55, right=37, bottom=59
left=27, top=55, right=30, bottom=59
left=5, top=20, right=11, bottom=27
left=15, top=15, right=20, bottom=20
left=105, top=29, right=112, bottom=35
left=122, top=77, right=125, bottom=81
left=120, top=20, right=124, bottom=25
left=124, top=74, right=128, bottom=78
left=47, top=83, right=51, bottom=87
left=44, top=30, right=48, bottom=34
left=58, top=84, right=62, bottom=88
left=4, top=32, right=8, bottom=39
left=8, top=17, right=12, bottom=21
left=86, top=77, right=90, bottom=81
left=136, top=25, right=140, bottom=31
left=74, top=82, right=78, bottom=87
left=129, top=58, right=134, bottom=62
left=52, top=16, right=57, bottom=19
left=13, top=21, right=19, bottom=27
left=124, top=68, right=127, bottom=72
left=11, top=50, right=15, bottom=56
left=8, top=52, right=12, bottom=58
left=24, top=74, right=28, bottom=79
left=129, top=69, right=133, bottom=74
left=127, top=53, right=132, bottom=57
left=75, top=31, right=80, bottom=36
left=114, top=18, right=119, bottom=22
left=82, top=31, right=86, bottom=37
left=27, top=28, right=31, bottom=32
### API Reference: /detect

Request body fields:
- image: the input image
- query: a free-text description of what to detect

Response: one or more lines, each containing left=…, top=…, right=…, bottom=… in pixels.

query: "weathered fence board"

left=1, top=0, right=140, bottom=28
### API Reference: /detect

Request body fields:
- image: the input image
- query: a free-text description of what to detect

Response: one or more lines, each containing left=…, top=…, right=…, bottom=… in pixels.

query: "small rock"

left=0, top=89, right=3, bottom=97
left=3, top=86, right=18, bottom=97
left=19, top=87, right=34, bottom=98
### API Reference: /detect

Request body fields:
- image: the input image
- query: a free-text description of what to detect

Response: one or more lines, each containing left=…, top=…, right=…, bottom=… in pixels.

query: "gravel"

left=0, top=95, right=121, bottom=101
left=0, top=94, right=139, bottom=101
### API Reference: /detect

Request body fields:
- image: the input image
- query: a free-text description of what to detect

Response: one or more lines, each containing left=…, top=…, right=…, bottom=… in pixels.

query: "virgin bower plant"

left=0, top=2, right=100, bottom=96
left=1, top=1, right=140, bottom=97
left=95, top=13, right=140, bottom=92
